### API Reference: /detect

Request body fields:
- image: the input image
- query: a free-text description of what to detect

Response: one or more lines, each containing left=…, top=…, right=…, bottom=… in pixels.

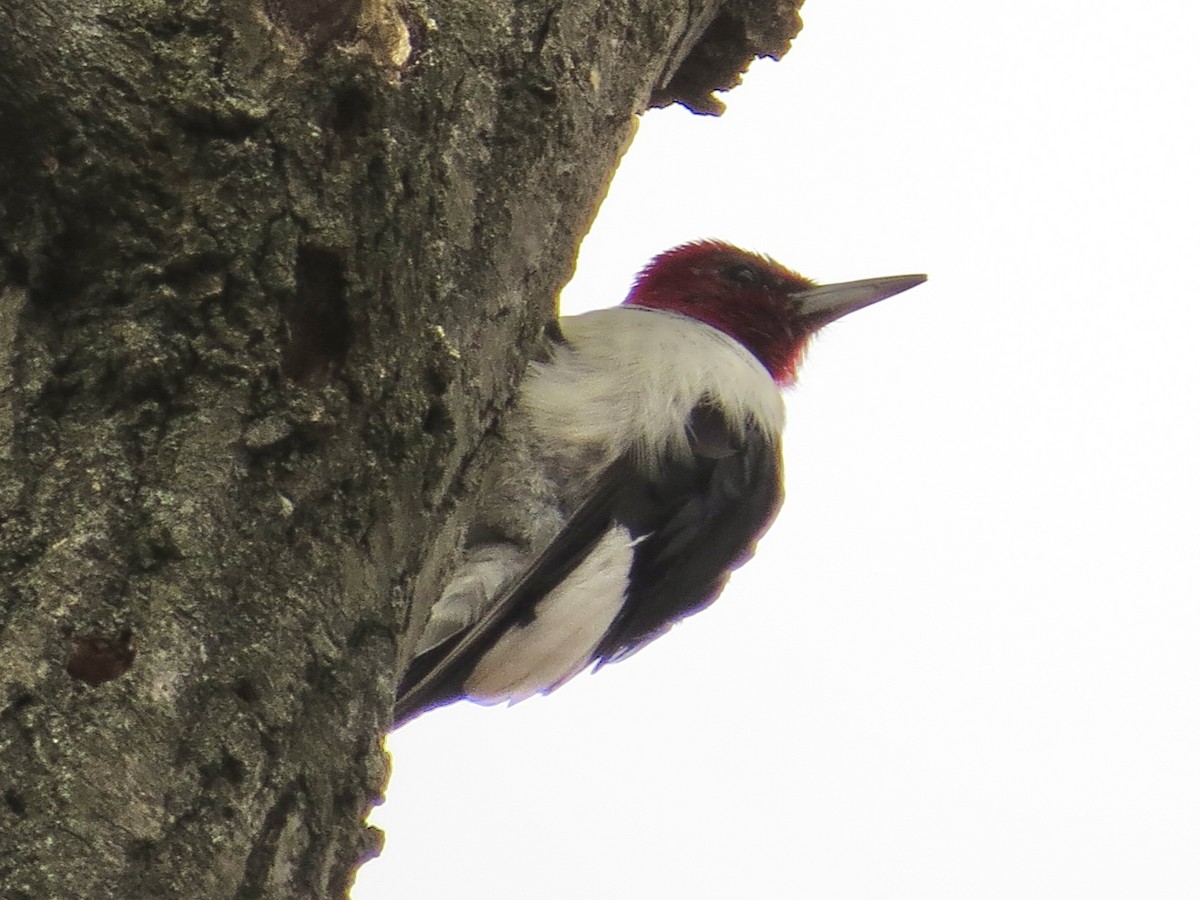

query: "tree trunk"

left=0, top=0, right=800, bottom=895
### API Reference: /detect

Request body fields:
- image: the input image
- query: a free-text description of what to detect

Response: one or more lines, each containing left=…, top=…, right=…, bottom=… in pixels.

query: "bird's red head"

left=626, top=240, right=926, bottom=385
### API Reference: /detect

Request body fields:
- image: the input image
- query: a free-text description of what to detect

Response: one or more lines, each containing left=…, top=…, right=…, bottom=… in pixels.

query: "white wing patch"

left=462, top=525, right=637, bottom=705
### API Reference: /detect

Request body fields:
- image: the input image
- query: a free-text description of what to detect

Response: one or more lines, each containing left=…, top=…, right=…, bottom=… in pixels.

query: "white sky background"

left=356, top=1, right=1200, bottom=897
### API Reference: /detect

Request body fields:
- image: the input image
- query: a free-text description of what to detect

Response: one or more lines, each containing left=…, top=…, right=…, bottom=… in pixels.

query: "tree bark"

left=0, top=0, right=800, bottom=895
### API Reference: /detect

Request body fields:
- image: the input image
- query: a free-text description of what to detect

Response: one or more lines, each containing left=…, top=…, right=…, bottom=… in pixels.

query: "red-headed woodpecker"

left=395, top=241, right=925, bottom=723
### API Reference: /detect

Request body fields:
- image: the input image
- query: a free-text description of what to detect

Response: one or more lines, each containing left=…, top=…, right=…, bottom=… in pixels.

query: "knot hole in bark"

left=65, top=629, right=136, bottom=687
left=281, top=246, right=350, bottom=383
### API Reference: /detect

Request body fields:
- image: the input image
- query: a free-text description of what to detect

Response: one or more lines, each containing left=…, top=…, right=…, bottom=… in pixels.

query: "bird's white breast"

left=519, top=306, right=786, bottom=475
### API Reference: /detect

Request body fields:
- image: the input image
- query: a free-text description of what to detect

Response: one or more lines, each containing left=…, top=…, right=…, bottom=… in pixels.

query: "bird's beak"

left=790, top=273, right=927, bottom=327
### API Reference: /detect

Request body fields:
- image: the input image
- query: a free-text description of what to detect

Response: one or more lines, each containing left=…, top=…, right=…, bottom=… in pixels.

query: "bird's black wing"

left=594, top=404, right=784, bottom=663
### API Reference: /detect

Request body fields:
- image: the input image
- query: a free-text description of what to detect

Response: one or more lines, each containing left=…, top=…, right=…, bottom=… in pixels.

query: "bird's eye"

left=723, top=264, right=760, bottom=286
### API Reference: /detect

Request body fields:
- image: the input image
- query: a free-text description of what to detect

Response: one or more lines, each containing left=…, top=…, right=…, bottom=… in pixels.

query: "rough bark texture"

left=0, top=0, right=801, bottom=896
